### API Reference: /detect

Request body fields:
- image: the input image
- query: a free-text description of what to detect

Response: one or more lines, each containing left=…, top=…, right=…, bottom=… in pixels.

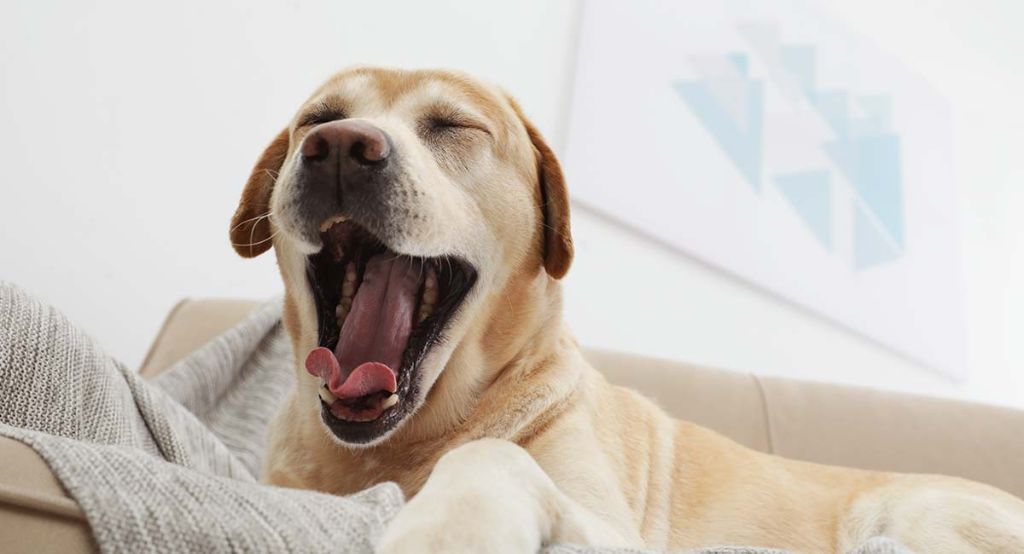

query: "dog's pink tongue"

left=304, top=349, right=396, bottom=400
left=304, top=255, right=418, bottom=400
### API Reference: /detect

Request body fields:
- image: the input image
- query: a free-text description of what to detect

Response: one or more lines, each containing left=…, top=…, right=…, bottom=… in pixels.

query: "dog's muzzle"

left=290, top=119, right=398, bottom=242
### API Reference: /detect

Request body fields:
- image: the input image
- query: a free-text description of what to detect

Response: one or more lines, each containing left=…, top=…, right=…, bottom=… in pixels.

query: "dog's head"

left=230, top=67, right=572, bottom=446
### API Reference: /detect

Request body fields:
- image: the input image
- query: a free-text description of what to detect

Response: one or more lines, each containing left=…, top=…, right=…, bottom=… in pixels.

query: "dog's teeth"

left=417, top=302, right=434, bottom=324
left=418, top=267, right=438, bottom=323
left=423, top=267, right=438, bottom=305
left=319, top=214, right=348, bottom=233
left=336, top=298, right=352, bottom=328
left=335, top=302, right=350, bottom=325
left=336, top=266, right=356, bottom=326
left=319, top=384, right=338, bottom=404
left=341, top=263, right=357, bottom=298
left=381, top=394, right=399, bottom=409
left=417, top=295, right=435, bottom=323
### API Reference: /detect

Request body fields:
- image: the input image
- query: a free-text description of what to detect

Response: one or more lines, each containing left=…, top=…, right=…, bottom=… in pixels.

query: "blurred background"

left=1, top=0, right=1021, bottom=407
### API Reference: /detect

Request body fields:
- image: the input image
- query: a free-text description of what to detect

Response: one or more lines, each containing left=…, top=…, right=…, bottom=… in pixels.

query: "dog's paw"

left=376, top=505, right=538, bottom=554
left=375, top=483, right=542, bottom=554
left=375, top=439, right=547, bottom=554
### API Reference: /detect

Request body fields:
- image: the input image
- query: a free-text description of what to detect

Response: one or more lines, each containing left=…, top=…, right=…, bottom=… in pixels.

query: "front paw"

left=376, top=488, right=542, bottom=553
left=375, top=440, right=546, bottom=554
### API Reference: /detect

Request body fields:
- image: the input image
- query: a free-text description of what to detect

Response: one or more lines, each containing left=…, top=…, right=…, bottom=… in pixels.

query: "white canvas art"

left=564, top=0, right=967, bottom=377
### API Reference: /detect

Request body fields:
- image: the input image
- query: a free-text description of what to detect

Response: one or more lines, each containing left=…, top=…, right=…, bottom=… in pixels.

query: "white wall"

left=0, top=0, right=577, bottom=365
left=1, top=1, right=1020, bottom=407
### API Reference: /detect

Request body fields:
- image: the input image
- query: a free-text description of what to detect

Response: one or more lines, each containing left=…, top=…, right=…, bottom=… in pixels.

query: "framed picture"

left=564, top=0, right=967, bottom=377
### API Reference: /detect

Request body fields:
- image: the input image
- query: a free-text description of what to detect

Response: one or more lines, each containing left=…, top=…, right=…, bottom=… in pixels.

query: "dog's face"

left=230, top=67, right=572, bottom=446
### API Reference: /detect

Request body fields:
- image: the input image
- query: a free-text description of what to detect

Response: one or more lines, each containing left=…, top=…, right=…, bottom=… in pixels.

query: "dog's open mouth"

left=305, top=217, right=476, bottom=443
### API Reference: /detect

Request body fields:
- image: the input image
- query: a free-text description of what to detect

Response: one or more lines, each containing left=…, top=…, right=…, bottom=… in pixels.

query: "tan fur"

left=233, top=67, right=1024, bottom=553
left=230, top=128, right=289, bottom=257
left=506, top=97, right=574, bottom=279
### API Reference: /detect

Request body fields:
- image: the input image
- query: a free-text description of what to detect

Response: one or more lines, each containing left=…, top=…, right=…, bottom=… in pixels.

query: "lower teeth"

left=318, top=383, right=400, bottom=412
left=319, top=384, right=338, bottom=404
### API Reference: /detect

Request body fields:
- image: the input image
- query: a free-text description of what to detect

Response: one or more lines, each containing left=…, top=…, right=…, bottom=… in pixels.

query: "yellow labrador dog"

left=230, top=67, right=1024, bottom=553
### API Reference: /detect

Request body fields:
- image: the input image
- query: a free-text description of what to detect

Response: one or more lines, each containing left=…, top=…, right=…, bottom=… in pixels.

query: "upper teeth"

left=418, top=265, right=438, bottom=323
left=336, top=263, right=357, bottom=327
left=342, top=263, right=357, bottom=297
left=335, top=261, right=439, bottom=327
left=319, top=215, right=348, bottom=233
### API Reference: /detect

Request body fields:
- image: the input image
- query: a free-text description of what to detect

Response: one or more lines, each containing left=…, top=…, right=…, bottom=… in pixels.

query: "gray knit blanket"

left=0, top=282, right=911, bottom=554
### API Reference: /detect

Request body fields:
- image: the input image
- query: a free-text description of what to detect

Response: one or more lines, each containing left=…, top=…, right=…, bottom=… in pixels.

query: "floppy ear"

left=508, top=100, right=574, bottom=279
left=230, top=128, right=290, bottom=258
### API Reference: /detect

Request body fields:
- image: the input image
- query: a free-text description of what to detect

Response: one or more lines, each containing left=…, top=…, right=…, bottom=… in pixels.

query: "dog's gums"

left=305, top=218, right=476, bottom=443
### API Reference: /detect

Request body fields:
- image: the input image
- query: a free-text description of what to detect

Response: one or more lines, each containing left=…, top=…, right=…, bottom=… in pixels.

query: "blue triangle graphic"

left=774, top=170, right=832, bottom=250
left=813, top=90, right=850, bottom=140
left=825, top=133, right=904, bottom=246
left=854, top=203, right=900, bottom=269
left=780, top=45, right=816, bottom=93
left=674, top=79, right=764, bottom=190
left=728, top=52, right=749, bottom=76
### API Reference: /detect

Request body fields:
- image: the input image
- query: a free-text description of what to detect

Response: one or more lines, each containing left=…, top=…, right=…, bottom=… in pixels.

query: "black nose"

left=301, top=119, right=391, bottom=167
left=294, top=119, right=396, bottom=236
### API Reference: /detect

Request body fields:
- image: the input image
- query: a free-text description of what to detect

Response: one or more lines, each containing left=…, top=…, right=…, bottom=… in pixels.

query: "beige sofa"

left=3, top=298, right=1023, bottom=552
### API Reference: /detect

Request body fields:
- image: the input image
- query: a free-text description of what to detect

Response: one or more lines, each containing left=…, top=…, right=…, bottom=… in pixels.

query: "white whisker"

left=232, top=226, right=280, bottom=250
left=230, top=210, right=274, bottom=233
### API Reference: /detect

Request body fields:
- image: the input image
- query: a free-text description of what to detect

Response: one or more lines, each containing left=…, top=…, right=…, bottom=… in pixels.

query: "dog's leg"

left=376, top=438, right=629, bottom=554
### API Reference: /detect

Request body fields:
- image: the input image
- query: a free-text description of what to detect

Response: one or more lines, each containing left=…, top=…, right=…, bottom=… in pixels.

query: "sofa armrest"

left=0, top=436, right=96, bottom=553
left=139, top=298, right=263, bottom=379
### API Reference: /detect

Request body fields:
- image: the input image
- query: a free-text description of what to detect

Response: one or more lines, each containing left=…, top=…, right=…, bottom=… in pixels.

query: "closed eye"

left=297, top=107, right=347, bottom=129
left=422, top=111, right=490, bottom=136
left=429, top=117, right=461, bottom=129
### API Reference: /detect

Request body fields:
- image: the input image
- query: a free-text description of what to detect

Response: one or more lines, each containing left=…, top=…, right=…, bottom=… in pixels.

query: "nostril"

left=302, top=134, right=331, bottom=162
left=350, top=138, right=390, bottom=166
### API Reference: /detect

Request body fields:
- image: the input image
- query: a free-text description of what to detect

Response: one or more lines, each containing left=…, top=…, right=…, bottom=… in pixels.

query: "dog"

left=229, top=66, right=1024, bottom=553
